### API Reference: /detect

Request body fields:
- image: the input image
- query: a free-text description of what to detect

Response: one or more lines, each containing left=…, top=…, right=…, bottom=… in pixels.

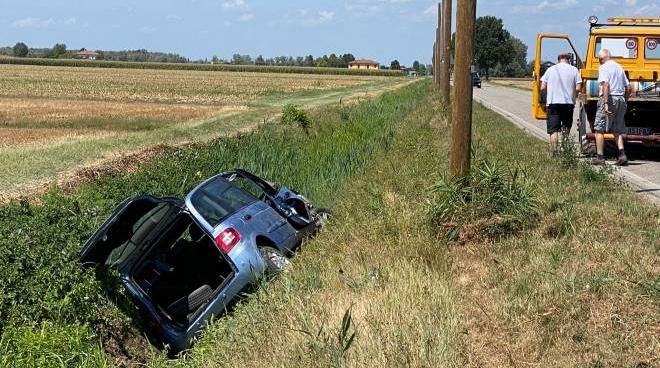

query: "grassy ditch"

left=0, top=80, right=428, bottom=367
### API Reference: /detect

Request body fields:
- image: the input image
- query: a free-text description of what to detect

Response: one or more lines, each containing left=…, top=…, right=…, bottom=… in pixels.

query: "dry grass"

left=489, top=78, right=533, bottom=91
left=0, top=64, right=392, bottom=106
left=0, top=97, right=243, bottom=126
left=452, top=104, right=659, bottom=367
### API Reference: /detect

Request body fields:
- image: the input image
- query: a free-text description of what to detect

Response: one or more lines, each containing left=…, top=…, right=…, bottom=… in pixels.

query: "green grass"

left=0, top=78, right=657, bottom=367
left=0, top=80, right=430, bottom=367
left=0, top=57, right=404, bottom=77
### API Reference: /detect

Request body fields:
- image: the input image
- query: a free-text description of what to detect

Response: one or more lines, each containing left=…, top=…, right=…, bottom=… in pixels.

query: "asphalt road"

left=473, top=83, right=660, bottom=205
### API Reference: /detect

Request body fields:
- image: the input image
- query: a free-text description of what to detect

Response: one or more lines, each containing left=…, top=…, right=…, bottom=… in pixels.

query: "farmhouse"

left=349, top=59, right=380, bottom=70
left=75, top=50, right=99, bottom=60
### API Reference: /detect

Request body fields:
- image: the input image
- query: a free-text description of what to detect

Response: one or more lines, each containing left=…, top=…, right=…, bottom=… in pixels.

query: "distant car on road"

left=80, top=169, right=330, bottom=352
left=472, top=72, right=482, bottom=88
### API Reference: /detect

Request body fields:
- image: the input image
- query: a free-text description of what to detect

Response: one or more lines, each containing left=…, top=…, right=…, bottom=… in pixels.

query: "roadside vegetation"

left=0, top=79, right=656, bottom=367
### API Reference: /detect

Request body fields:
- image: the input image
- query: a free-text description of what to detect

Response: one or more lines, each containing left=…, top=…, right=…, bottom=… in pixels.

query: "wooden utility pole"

left=440, top=0, right=452, bottom=104
left=450, top=0, right=476, bottom=178
left=432, top=42, right=437, bottom=83
left=434, top=2, right=442, bottom=90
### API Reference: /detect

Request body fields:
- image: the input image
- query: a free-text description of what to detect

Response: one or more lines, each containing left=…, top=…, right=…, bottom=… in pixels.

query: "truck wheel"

left=259, top=246, right=290, bottom=275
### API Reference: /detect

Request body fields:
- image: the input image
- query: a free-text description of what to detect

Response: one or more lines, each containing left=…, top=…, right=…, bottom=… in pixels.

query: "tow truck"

left=532, top=17, right=660, bottom=153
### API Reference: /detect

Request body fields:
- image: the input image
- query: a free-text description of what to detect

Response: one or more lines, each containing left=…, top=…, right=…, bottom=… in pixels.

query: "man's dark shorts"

left=546, top=104, right=574, bottom=134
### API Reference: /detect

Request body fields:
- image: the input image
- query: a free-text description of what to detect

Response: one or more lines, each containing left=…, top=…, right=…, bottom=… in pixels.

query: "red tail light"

left=215, top=228, right=241, bottom=253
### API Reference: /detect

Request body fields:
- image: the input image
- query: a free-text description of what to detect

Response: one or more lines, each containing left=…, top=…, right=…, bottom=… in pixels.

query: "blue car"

left=80, top=169, right=330, bottom=352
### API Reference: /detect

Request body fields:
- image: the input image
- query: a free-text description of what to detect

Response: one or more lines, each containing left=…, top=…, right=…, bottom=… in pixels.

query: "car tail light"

left=215, top=228, right=241, bottom=253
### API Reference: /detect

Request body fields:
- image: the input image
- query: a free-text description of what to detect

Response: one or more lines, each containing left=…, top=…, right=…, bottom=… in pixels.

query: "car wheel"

left=259, top=246, right=290, bottom=275
left=311, top=208, right=332, bottom=227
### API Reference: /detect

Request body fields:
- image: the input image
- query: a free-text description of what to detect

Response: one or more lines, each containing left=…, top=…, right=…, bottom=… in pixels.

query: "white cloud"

left=513, top=0, right=578, bottom=14
left=166, top=14, right=181, bottom=21
left=11, top=17, right=55, bottom=28
left=269, top=9, right=336, bottom=27
left=222, top=0, right=249, bottom=11
left=632, top=3, right=660, bottom=16
left=238, top=13, right=254, bottom=21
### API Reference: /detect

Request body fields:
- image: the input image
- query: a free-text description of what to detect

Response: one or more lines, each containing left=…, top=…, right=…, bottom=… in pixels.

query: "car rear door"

left=80, top=195, right=176, bottom=268
left=533, top=33, right=582, bottom=120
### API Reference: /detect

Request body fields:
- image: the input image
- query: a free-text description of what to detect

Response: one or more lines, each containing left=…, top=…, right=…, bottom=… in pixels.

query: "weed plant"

left=429, top=158, right=539, bottom=242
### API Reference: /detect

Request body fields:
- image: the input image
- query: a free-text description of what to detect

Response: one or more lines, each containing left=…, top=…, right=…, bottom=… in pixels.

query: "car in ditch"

left=80, top=169, right=330, bottom=352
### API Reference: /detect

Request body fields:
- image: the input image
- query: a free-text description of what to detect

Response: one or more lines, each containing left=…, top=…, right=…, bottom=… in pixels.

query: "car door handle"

left=243, top=214, right=252, bottom=221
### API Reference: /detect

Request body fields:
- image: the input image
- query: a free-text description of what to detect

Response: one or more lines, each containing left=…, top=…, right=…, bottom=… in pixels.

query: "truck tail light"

left=215, top=228, right=241, bottom=253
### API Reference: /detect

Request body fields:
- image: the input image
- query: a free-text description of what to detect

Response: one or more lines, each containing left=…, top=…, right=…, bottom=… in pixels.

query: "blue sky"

left=1, top=0, right=659, bottom=65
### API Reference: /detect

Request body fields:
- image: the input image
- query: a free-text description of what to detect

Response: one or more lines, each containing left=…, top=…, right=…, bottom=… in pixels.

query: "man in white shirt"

left=593, top=49, right=630, bottom=166
left=540, top=53, right=582, bottom=154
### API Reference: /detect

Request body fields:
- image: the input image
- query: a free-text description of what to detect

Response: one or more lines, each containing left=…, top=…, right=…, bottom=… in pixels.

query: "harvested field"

left=0, top=65, right=392, bottom=106
left=0, top=63, right=409, bottom=196
left=488, top=78, right=533, bottom=91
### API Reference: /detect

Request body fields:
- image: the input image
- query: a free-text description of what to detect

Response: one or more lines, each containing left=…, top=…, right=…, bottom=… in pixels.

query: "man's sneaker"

left=592, top=156, right=606, bottom=165
left=616, top=153, right=628, bottom=166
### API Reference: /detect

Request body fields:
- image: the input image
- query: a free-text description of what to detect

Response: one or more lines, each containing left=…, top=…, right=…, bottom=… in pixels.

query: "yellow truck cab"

left=532, top=17, right=660, bottom=151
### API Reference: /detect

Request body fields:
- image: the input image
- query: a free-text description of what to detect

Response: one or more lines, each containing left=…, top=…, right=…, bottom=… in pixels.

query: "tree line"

left=3, top=42, right=431, bottom=74
left=1, top=42, right=188, bottom=63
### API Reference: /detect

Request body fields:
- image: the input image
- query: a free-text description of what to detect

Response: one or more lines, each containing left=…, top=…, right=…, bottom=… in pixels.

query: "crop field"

left=0, top=64, right=409, bottom=197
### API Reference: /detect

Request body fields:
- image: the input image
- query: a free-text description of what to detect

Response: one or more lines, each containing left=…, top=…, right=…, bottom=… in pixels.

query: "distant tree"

left=491, top=36, right=528, bottom=77
left=255, top=55, right=265, bottom=65
left=419, top=64, right=427, bottom=75
left=13, top=42, right=28, bottom=57
left=390, top=60, right=401, bottom=70
left=295, top=56, right=304, bottom=66
left=212, top=55, right=220, bottom=63
left=51, top=43, right=67, bottom=58
left=316, top=55, right=330, bottom=67
left=328, top=53, right=341, bottom=67
left=304, top=55, right=315, bottom=67
left=341, top=53, right=355, bottom=66
left=474, top=16, right=512, bottom=79
left=412, top=60, right=421, bottom=73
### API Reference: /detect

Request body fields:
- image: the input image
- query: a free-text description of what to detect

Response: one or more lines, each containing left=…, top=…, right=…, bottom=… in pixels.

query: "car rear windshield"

left=190, top=177, right=256, bottom=227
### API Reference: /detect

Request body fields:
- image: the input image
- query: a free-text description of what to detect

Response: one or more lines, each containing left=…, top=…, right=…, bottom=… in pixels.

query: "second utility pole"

left=435, top=2, right=442, bottom=90
left=440, top=0, right=452, bottom=105
left=449, top=0, right=476, bottom=178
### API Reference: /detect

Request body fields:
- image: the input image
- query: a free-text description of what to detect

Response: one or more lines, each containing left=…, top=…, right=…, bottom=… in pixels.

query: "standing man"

left=540, top=53, right=582, bottom=154
left=593, top=49, right=630, bottom=166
